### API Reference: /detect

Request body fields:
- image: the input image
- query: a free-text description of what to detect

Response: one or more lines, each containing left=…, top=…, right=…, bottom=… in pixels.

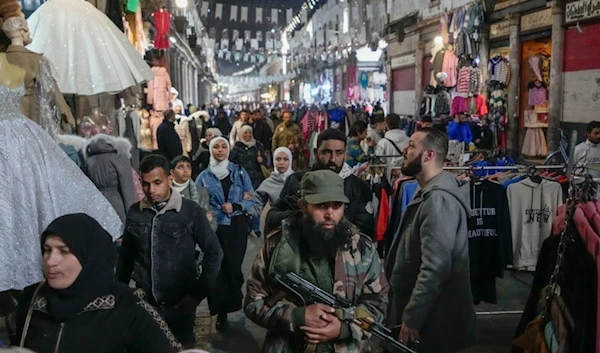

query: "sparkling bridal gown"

left=0, top=84, right=123, bottom=291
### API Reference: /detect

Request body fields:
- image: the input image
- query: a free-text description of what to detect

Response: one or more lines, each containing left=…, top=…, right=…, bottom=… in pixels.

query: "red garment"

left=153, top=9, right=171, bottom=49
left=553, top=201, right=600, bottom=352
left=376, top=188, right=390, bottom=242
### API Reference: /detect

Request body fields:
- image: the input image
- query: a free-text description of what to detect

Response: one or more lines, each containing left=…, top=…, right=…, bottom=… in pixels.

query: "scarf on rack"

left=209, top=136, right=230, bottom=180
left=173, top=179, right=190, bottom=194
left=237, top=124, right=256, bottom=147
left=41, top=214, right=116, bottom=322
left=271, top=147, right=294, bottom=181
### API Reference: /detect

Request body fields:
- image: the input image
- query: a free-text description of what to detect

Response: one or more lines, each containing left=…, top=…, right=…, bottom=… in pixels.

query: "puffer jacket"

left=14, top=282, right=181, bottom=353
left=83, top=134, right=136, bottom=222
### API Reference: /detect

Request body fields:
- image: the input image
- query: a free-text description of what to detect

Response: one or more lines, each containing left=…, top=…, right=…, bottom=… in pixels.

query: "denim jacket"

left=195, top=163, right=256, bottom=226
left=116, top=190, right=223, bottom=305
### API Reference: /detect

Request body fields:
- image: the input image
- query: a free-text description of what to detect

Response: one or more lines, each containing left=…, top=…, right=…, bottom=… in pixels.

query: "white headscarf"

left=237, top=124, right=256, bottom=147
left=206, top=127, right=223, bottom=137
left=209, top=136, right=230, bottom=180
left=271, top=147, right=294, bottom=181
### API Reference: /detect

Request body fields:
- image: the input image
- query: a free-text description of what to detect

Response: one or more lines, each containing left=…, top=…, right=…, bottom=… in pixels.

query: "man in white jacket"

left=229, top=109, right=250, bottom=146
left=375, top=113, right=409, bottom=165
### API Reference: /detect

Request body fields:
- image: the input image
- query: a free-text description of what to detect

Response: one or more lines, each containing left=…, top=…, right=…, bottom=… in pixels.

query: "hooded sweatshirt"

left=375, top=129, right=408, bottom=165
left=385, top=171, right=476, bottom=353
left=507, top=178, right=563, bottom=270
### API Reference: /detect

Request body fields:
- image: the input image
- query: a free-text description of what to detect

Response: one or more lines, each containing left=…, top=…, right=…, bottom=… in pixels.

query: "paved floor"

left=193, top=236, right=533, bottom=353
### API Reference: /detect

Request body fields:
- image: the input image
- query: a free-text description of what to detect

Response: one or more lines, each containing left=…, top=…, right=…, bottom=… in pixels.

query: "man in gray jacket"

left=385, top=128, right=476, bottom=353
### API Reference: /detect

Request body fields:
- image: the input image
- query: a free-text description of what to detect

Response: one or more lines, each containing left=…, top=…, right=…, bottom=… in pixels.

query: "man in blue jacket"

left=446, top=113, right=473, bottom=144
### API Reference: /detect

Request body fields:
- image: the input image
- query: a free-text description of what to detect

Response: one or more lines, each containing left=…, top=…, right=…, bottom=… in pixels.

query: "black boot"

left=216, top=313, right=229, bottom=331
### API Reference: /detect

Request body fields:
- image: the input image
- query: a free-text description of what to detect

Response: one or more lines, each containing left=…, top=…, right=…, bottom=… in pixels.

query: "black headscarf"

left=40, top=213, right=116, bottom=322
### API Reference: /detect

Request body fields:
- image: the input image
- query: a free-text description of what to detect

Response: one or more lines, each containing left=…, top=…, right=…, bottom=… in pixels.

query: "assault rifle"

left=269, top=272, right=419, bottom=353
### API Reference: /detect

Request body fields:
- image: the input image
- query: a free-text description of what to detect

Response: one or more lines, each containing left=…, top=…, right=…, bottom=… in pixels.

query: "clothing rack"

left=443, top=165, right=566, bottom=171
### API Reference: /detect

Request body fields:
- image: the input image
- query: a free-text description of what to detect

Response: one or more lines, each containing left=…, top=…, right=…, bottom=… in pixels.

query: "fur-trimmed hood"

left=190, top=110, right=210, bottom=122
left=82, top=134, right=132, bottom=160
left=57, top=134, right=86, bottom=151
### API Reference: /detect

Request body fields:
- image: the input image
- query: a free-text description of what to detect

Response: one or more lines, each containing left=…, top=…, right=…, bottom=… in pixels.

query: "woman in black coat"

left=229, top=124, right=266, bottom=190
left=13, top=214, right=181, bottom=353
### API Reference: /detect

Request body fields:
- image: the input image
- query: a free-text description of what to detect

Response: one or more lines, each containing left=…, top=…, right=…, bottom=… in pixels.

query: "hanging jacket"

left=447, top=120, right=473, bottom=144
left=83, top=134, right=136, bottom=222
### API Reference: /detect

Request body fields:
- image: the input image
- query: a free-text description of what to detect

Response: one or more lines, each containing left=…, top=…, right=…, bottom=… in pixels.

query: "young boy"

left=170, top=155, right=217, bottom=231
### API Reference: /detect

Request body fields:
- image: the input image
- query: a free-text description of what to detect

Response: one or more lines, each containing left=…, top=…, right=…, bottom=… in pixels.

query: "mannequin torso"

left=0, top=53, right=26, bottom=89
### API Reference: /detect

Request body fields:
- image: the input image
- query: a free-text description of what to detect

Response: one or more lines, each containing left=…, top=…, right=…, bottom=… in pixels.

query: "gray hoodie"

left=385, top=171, right=476, bottom=353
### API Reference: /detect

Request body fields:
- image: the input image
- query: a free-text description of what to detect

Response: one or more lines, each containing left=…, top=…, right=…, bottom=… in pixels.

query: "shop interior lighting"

left=175, top=0, right=187, bottom=8
left=169, top=36, right=177, bottom=44
left=434, top=36, right=443, bottom=45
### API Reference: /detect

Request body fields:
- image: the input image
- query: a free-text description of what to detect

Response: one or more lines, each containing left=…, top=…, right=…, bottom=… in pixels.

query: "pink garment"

left=147, top=66, right=171, bottom=112
left=565, top=201, right=600, bottom=353
left=451, top=96, right=469, bottom=116
left=528, top=81, right=547, bottom=106
left=149, top=112, right=164, bottom=150
left=442, top=50, right=459, bottom=87
left=135, top=5, right=146, bottom=56
left=456, top=67, right=471, bottom=94
left=528, top=55, right=543, bottom=83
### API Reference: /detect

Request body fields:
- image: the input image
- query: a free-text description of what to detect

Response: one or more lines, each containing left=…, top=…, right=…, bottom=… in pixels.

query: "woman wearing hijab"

left=193, top=127, right=222, bottom=177
left=13, top=214, right=181, bottom=353
left=195, top=137, right=255, bottom=331
left=228, top=125, right=266, bottom=190
left=249, top=147, right=294, bottom=229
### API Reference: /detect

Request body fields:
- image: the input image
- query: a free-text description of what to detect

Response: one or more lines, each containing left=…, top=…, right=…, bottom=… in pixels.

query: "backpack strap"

left=385, top=138, right=403, bottom=155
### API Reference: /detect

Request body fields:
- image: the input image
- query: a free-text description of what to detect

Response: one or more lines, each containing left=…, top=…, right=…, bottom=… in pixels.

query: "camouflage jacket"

left=244, top=220, right=389, bottom=353
left=272, top=122, right=304, bottom=153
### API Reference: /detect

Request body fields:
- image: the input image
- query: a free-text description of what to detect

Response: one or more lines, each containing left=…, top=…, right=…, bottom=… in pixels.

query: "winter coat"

left=447, top=120, right=473, bottom=144
left=174, top=117, right=192, bottom=157
left=195, top=163, right=256, bottom=226
left=272, top=122, right=302, bottom=153
left=116, top=190, right=223, bottom=305
left=251, top=119, right=273, bottom=152
left=375, top=129, right=409, bottom=165
left=385, top=171, right=476, bottom=353
left=265, top=164, right=374, bottom=238
left=83, top=134, right=136, bottom=223
left=157, top=120, right=183, bottom=162
left=14, top=282, right=181, bottom=353
left=147, top=66, right=171, bottom=112
left=244, top=219, right=389, bottom=353
left=57, top=134, right=86, bottom=171
left=229, top=141, right=266, bottom=189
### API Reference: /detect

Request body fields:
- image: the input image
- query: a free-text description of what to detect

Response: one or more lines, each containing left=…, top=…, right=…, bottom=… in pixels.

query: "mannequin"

left=139, top=108, right=153, bottom=154
left=0, top=52, right=25, bottom=89
left=2, top=17, right=75, bottom=128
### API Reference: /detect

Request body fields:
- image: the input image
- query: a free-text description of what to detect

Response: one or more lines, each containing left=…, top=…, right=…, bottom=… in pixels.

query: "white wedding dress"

left=0, top=84, right=123, bottom=291
left=26, top=0, right=153, bottom=95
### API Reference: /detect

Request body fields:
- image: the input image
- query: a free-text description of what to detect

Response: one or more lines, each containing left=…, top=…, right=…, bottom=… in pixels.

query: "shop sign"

left=521, top=8, right=553, bottom=32
left=390, top=54, right=416, bottom=69
left=566, top=0, right=600, bottom=23
left=490, top=20, right=510, bottom=39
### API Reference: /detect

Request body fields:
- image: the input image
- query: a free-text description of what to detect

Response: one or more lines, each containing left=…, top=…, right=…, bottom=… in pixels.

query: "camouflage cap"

left=301, top=170, right=349, bottom=205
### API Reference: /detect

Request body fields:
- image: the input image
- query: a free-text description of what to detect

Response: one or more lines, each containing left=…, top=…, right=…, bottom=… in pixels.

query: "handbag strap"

left=20, top=281, right=45, bottom=347
left=385, top=138, right=402, bottom=155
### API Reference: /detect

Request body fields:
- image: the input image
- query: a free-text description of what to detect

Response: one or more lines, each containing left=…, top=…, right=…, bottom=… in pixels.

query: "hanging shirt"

left=507, top=178, right=563, bottom=271
left=468, top=180, right=512, bottom=304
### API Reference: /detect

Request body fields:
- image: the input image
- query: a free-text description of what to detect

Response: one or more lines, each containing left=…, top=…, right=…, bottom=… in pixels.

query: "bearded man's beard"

left=301, top=214, right=353, bottom=259
left=400, top=151, right=424, bottom=177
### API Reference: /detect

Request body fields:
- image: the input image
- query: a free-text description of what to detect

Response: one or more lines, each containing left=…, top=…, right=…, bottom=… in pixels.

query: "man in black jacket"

left=116, top=154, right=223, bottom=348
left=157, top=109, right=183, bottom=161
left=265, top=128, right=374, bottom=238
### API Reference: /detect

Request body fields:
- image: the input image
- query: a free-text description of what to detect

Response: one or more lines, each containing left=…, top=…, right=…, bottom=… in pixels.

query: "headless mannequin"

left=2, top=17, right=75, bottom=127
left=0, top=53, right=25, bottom=89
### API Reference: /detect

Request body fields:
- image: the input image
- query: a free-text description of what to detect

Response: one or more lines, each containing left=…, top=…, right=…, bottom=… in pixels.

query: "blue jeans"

left=155, top=305, right=196, bottom=348
left=250, top=214, right=260, bottom=233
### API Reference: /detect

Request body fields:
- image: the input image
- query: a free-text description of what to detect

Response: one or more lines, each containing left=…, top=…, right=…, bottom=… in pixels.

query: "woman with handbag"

left=12, top=214, right=181, bottom=353
left=195, top=137, right=255, bottom=331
